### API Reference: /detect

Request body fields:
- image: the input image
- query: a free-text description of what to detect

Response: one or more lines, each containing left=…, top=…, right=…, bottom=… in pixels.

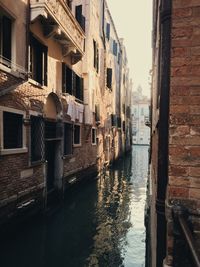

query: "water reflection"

left=0, top=146, right=148, bottom=267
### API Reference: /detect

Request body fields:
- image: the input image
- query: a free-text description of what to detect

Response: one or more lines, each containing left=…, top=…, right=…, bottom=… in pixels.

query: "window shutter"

left=43, top=46, right=48, bottom=86
left=113, top=40, right=118, bottom=56
left=95, top=104, right=100, bottom=122
left=72, top=71, right=76, bottom=96
left=93, top=40, right=96, bottom=69
left=2, top=16, right=12, bottom=61
left=80, top=77, right=84, bottom=101
left=106, top=23, right=110, bottom=40
left=96, top=48, right=99, bottom=73
left=66, top=65, right=73, bottom=95
left=107, top=68, right=112, bottom=89
left=75, top=5, right=85, bottom=32
left=62, top=63, right=66, bottom=93
left=76, top=5, right=82, bottom=24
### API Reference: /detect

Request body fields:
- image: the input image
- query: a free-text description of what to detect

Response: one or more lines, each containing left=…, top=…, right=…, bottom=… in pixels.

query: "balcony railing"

left=173, top=205, right=200, bottom=267
left=30, top=0, right=85, bottom=63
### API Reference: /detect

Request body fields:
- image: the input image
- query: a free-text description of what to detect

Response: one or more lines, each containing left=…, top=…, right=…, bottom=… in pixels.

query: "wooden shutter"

left=80, top=77, right=84, bottom=101
left=43, top=46, right=48, bottom=86
left=76, top=5, right=82, bottom=26
left=107, top=68, right=112, bottom=89
left=62, top=63, right=66, bottom=93
left=93, top=40, right=96, bottom=69
left=2, top=16, right=12, bottom=61
left=66, top=66, right=73, bottom=95
left=106, top=23, right=110, bottom=40
left=95, top=104, right=100, bottom=122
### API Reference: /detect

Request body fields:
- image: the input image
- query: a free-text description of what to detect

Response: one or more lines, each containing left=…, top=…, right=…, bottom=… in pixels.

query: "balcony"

left=30, top=0, right=85, bottom=63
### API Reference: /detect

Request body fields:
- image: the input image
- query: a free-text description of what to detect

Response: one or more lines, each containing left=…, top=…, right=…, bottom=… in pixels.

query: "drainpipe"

left=156, top=0, right=172, bottom=266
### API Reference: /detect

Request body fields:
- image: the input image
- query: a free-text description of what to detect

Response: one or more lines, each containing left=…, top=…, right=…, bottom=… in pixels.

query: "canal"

left=0, top=146, right=149, bottom=267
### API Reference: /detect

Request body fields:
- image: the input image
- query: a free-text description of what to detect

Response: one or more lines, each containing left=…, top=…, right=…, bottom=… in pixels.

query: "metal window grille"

left=31, top=116, right=44, bottom=162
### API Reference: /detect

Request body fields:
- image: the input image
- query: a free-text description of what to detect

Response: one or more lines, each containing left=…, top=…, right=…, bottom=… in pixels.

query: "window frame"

left=63, top=121, right=73, bottom=156
left=0, top=11, right=13, bottom=68
left=73, top=124, right=81, bottom=147
left=29, top=111, right=44, bottom=164
left=29, top=34, right=48, bottom=86
left=91, top=127, right=97, bottom=145
left=0, top=106, right=27, bottom=155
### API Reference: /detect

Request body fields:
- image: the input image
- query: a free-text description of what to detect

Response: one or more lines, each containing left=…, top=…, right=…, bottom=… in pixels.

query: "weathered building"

left=147, top=1, right=200, bottom=266
left=0, top=0, right=131, bottom=226
left=132, top=85, right=150, bottom=145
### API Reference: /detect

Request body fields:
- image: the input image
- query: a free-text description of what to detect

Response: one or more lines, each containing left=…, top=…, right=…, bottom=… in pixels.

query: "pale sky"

left=107, top=0, right=153, bottom=96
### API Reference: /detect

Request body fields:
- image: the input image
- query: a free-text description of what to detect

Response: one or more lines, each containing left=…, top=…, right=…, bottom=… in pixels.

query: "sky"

left=107, top=0, right=153, bottom=96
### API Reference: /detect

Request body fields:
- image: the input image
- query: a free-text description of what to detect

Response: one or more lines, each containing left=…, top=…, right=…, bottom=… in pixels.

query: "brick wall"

left=168, top=1, right=200, bottom=202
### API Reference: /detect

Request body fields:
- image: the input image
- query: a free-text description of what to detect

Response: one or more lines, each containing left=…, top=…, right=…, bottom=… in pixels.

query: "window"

left=66, top=0, right=72, bottom=9
left=113, top=40, right=118, bottom=56
left=45, top=121, right=63, bottom=139
left=93, top=40, right=99, bottom=73
left=111, top=114, right=117, bottom=127
left=75, top=74, right=84, bottom=101
left=123, top=121, right=125, bottom=132
left=62, top=64, right=73, bottom=94
left=106, top=68, right=112, bottom=89
left=30, top=35, right=48, bottom=86
left=62, top=64, right=84, bottom=101
left=3, top=111, right=23, bottom=149
left=95, top=104, right=100, bottom=122
left=91, top=128, right=96, bottom=145
left=31, top=115, right=44, bottom=162
left=64, top=123, right=73, bottom=155
left=117, top=117, right=121, bottom=128
left=75, top=5, right=85, bottom=32
left=74, top=124, right=81, bottom=146
left=106, top=23, right=110, bottom=40
left=0, top=13, right=12, bottom=66
left=118, top=52, right=121, bottom=64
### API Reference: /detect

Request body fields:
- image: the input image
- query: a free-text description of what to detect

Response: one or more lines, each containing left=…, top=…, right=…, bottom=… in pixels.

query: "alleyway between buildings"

left=0, top=146, right=149, bottom=267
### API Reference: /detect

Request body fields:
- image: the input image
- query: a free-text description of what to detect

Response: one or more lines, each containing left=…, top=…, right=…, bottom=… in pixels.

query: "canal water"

left=0, top=146, right=149, bottom=267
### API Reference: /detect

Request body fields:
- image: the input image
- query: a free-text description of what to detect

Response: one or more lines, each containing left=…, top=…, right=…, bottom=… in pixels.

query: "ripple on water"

left=0, top=146, right=149, bottom=267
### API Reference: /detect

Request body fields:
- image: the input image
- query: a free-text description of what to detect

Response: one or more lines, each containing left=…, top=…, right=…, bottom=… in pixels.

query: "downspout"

left=156, top=0, right=172, bottom=266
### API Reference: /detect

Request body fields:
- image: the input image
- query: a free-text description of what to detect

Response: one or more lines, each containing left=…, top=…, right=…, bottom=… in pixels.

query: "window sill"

left=0, top=147, right=28, bottom=155
left=30, top=160, right=45, bottom=167
left=28, top=78, right=45, bottom=89
left=0, top=63, right=25, bottom=79
left=73, top=144, right=81, bottom=148
left=62, top=154, right=73, bottom=159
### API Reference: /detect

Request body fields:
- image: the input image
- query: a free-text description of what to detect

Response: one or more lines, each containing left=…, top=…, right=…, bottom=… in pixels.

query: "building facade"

left=0, top=0, right=132, bottom=226
left=132, top=86, right=150, bottom=145
left=147, top=1, right=200, bottom=267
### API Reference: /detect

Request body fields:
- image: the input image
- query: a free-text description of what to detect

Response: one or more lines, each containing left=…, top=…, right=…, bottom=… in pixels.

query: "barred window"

left=64, top=123, right=73, bottom=155
left=3, top=111, right=23, bottom=149
left=31, top=116, right=44, bottom=162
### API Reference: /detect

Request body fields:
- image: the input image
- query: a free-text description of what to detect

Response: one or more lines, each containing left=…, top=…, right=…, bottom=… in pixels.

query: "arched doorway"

left=44, top=93, right=63, bottom=198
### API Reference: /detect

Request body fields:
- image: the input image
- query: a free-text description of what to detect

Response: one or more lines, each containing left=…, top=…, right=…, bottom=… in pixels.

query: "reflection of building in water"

left=86, top=160, right=132, bottom=267
left=132, top=86, right=150, bottom=145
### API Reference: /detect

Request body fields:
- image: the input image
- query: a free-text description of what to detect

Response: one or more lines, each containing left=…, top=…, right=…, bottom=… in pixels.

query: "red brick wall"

left=168, top=1, right=200, bottom=201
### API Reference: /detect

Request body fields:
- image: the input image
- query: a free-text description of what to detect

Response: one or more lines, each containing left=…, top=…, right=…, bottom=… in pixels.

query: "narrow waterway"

left=0, top=146, right=149, bottom=267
